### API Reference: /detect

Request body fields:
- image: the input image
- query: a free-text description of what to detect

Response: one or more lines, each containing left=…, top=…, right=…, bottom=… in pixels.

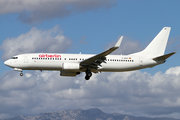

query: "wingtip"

left=114, top=36, right=123, bottom=48
left=172, top=51, right=176, bottom=54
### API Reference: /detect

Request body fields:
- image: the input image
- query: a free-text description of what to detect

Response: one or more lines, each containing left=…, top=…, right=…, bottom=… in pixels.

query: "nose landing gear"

left=20, top=72, right=23, bottom=76
left=13, top=68, right=23, bottom=76
left=85, top=69, right=92, bottom=80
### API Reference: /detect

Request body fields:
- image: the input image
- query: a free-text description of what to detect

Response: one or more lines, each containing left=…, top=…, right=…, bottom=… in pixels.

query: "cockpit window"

left=11, top=57, right=18, bottom=59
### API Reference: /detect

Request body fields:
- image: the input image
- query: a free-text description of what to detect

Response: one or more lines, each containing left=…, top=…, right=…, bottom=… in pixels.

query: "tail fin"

left=131, top=27, right=171, bottom=58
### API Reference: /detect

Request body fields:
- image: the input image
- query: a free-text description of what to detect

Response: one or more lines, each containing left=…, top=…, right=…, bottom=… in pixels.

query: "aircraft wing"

left=80, top=36, right=123, bottom=69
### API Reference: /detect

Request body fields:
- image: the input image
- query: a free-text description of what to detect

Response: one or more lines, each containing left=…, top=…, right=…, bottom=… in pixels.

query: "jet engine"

left=62, top=63, right=80, bottom=71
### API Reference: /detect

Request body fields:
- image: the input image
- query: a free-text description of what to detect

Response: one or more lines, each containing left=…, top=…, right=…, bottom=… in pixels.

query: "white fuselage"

left=4, top=53, right=163, bottom=73
left=3, top=27, right=173, bottom=80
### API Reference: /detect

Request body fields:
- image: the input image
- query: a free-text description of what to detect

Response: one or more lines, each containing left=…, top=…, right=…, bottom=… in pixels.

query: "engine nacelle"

left=60, top=71, right=80, bottom=76
left=62, top=63, right=80, bottom=71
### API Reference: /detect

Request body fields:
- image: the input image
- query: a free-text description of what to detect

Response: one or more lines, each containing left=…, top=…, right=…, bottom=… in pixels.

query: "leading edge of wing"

left=80, top=36, right=123, bottom=66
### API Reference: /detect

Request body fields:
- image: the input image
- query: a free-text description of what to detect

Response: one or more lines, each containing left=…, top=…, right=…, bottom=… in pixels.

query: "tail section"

left=143, top=27, right=171, bottom=57
left=130, top=27, right=171, bottom=58
left=153, top=52, right=176, bottom=61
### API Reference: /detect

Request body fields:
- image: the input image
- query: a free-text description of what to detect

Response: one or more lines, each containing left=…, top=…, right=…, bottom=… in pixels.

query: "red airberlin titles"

left=39, top=54, right=61, bottom=58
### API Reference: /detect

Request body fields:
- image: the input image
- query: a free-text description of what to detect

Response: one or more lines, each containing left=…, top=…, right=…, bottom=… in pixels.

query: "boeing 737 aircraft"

left=4, top=27, right=175, bottom=80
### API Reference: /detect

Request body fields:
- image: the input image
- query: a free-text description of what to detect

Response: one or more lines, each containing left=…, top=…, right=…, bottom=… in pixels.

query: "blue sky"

left=0, top=0, right=180, bottom=119
left=1, top=0, right=180, bottom=73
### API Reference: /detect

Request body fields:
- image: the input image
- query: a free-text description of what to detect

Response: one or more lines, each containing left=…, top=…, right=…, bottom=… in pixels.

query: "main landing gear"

left=85, top=69, right=92, bottom=80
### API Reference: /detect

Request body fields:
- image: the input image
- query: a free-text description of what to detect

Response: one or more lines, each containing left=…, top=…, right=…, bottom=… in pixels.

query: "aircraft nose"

left=4, top=60, right=10, bottom=67
left=4, top=60, right=8, bottom=65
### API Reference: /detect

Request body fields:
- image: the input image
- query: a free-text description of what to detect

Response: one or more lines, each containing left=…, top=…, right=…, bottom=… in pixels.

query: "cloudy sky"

left=0, top=0, right=180, bottom=119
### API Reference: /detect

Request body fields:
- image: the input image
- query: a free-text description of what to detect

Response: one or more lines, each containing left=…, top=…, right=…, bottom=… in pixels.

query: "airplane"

left=4, top=27, right=175, bottom=80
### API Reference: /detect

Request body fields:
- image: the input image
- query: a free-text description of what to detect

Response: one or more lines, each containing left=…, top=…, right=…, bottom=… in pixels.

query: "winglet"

left=114, top=36, right=123, bottom=48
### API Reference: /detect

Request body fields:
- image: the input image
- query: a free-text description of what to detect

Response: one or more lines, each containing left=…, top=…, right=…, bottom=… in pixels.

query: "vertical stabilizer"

left=131, top=27, right=171, bottom=58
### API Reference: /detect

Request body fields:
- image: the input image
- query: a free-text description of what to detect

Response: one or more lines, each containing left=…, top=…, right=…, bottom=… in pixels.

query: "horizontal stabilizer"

left=153, top=52, right=176, bottom=61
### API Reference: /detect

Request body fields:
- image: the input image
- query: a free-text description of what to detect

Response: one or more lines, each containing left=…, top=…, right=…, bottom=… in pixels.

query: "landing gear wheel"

left=20, top=72, right=23, bottom=76
left=87, top=72, right=92, bottom=77
left=85, top=69, right=92, bottom=80
left=85, top=76, right=90, bottom=80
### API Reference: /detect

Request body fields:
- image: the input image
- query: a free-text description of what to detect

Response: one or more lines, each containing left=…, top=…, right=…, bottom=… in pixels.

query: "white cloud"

left=165, top=66, right=180, bottom=76
left=0, top=25, right=71, bottom=60
left=0, top=0, right=116, bottom=24
left=1, top=66, right=180, bottom=118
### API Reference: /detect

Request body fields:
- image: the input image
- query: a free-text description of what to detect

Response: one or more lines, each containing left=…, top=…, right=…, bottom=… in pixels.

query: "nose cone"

left=4, top=60, right=11, bottom=67
left=4, top=60, right=8, bottom=66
